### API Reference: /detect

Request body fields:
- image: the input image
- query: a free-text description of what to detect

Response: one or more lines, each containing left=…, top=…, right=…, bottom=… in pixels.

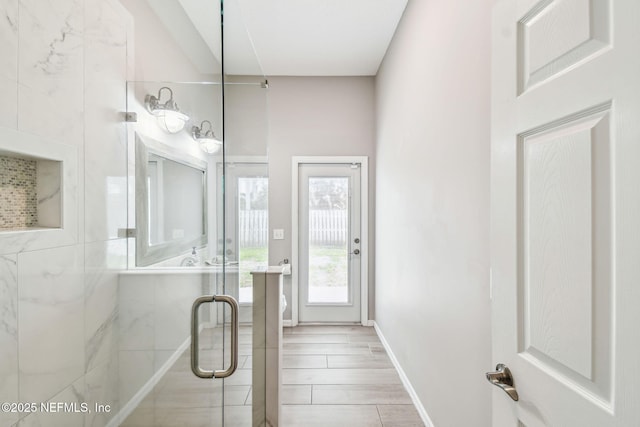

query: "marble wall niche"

left=0, top=154, right=64, bottom=231
left=0, top=127, right=77, bottom=256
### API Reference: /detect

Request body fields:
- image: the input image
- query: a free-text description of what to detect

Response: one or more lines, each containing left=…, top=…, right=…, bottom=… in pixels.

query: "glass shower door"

left=218, top=81, right=269, bottom=425
left=221, top=0, right=270, bottom=424
left=118, top=0, right=269, bottom=424
left=118, top=0, right=270, bottom=424
left=120, top=77, right=228, bottom=427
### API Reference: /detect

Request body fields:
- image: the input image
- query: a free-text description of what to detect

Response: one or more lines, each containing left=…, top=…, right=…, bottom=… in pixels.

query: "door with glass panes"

left=220, top=162, right=269, bottom=323
left=298, top=163, right=362, bottom=323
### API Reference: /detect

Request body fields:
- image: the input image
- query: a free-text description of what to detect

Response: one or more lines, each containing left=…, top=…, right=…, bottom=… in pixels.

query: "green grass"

left=239, top=246, right=268, bottom=261
left=239, top=246, right=268, bottom=288
left=237, top=245, right=348, bottom=288
left=308, top=245, right=348, bottom=288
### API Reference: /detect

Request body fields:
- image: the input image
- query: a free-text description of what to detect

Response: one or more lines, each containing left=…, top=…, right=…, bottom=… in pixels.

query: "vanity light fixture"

left=144, top=86, right=190, bottom=134
left=192, top=120, right=222, bottom=154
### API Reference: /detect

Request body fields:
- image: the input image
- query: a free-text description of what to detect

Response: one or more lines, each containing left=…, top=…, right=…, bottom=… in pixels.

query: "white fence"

left=309, top=210, right=348, bottom=246
left=239, top=210, right=269, bottom=247
left=239, top=210, right=348, bottom=247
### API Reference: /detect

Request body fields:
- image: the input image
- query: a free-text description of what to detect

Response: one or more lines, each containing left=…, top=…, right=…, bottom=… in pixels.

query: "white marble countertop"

left=250, top=266, right=285, bottom=274
left=120, top=266, right=239, bottom=275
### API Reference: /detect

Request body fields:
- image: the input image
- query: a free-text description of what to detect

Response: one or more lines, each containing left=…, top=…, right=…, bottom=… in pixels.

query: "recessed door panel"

left=518, top=0, right=611, bottom=93
left=518, top=106, right=612, bottom=400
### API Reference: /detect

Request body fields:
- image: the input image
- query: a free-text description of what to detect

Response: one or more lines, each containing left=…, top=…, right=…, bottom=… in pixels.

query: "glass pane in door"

left=307, top=177, right=350, bottom=303
left=238, top=177, right=269, bottom=303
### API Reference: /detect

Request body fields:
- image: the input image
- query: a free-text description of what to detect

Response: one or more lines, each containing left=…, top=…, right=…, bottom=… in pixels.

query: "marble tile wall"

left=17, top=0, right=85, bottom=147
left=84, top=0, right=129, bottom=243
left=0, top=0, right=18, bottom=129
left=85, top=239, right=126, bottom=426
left=252, top=269, right=283, bottom=427
left=85, top=240, right=124, bottom=372
left=0, top=255, right=18, bottom=427
left=17, top=245, right=85, bottom=403
left=0, top=0, right=131, bottom=425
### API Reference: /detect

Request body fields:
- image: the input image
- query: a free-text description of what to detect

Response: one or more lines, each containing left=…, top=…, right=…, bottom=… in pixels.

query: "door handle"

left=191, top=294, right=239, bottom=379
left=486, top=364, right=519, bottom=401
left=350, top=249, right=360, bottom=255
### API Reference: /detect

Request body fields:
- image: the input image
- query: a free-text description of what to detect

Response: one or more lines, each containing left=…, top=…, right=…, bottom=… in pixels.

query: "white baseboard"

left=106, top=329, right=201, bottom=427
left=373, top=321, right=435, bottom=427
left=283, top=319, right=372, bottom=327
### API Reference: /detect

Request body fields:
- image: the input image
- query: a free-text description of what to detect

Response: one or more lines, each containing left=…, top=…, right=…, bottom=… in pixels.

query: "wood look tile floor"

left=122, top=325, right=424, bottom=426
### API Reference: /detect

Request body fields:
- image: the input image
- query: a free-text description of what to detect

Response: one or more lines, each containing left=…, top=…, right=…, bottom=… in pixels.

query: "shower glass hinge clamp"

left=122, top=112, right=138, bottom=122
left=261, top=80, right=269, bottom=89
left=118, top=228, right=137, bottom=238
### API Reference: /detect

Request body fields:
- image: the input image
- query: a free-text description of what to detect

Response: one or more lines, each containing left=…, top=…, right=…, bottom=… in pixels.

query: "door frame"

left=291, top=156, right=369, bottom=326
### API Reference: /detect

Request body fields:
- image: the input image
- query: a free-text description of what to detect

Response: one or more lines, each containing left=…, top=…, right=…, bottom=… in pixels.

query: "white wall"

left=119, top=0, right=218, bottom=82
left=375, top=0, right=492, bottom=425
left=266, top=76, right=376, bottom=321
left=224, top=76, right=269, bottom=157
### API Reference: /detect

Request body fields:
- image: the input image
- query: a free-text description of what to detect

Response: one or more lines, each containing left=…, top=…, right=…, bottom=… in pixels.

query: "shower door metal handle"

left=190, top=294, right=239, bottom=379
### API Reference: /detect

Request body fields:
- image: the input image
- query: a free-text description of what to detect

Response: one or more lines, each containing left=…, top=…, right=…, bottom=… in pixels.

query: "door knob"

left=486, top=364, right=519, bottom=401
left=351, top=249, right=360, bottom=255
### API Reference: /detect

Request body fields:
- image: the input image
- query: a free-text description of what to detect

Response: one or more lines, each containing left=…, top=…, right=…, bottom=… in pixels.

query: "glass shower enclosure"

left=120, top=1, right=268, bottom=426
left=0, top=0, right=267, bottom=426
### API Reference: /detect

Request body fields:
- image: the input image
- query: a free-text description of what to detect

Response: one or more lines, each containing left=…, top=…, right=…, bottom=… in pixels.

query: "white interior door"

left=298, top=163, right=361, bottom=323
left=491, top=0, right=640, bottom=426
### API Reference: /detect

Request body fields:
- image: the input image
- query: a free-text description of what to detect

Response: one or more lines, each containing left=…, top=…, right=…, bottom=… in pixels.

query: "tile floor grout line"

left=122, top=325, right=423, bottom=426
left=375, top=404, right=383, bottom=426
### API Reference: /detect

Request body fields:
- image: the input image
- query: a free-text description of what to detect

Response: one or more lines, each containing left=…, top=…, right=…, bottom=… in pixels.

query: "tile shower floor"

left=122, top=325, right=424, bottom=426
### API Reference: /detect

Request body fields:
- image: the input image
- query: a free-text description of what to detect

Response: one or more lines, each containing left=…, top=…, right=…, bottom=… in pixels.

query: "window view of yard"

left=235, top=175, right=351, bottom=304
left=308, top=244, right=349, bottom=303
left=238, top=246, right=267, bottom=303
left=307, top=177, right=350, bottom=304
left=238, top=177, right=268, bottom=303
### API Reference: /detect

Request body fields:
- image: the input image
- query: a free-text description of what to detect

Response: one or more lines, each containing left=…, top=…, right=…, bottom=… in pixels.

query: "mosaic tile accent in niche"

left=0, top=155, right=38, bottom=229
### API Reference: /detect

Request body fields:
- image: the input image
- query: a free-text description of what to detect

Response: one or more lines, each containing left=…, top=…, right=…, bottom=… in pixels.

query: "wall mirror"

left=135, top=133, right=208, bottom=266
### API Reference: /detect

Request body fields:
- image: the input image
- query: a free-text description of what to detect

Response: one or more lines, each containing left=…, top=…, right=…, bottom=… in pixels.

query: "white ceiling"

left=175, top=0, right=408, bottom=76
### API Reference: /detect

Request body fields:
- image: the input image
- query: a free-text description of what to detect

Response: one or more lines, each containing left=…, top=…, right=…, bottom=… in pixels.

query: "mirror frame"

left=135, top=133, right=208, bottom=267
